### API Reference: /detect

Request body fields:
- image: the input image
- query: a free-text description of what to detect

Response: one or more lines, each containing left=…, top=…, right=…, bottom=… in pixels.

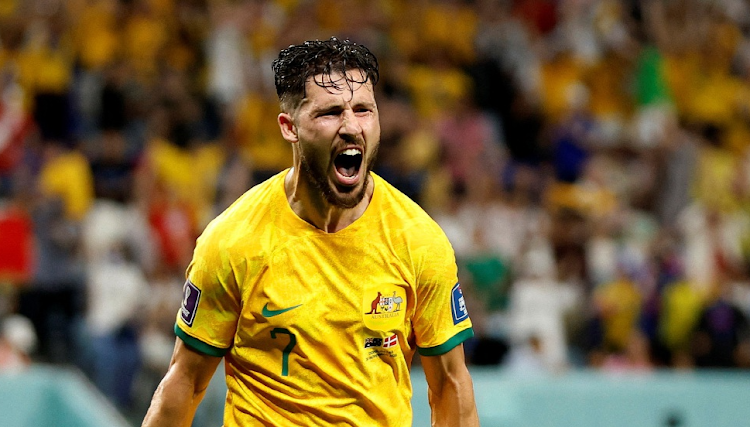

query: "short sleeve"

left=411, top=225, right=474, bottom=356
left=174, top=225, right=241, bottom=357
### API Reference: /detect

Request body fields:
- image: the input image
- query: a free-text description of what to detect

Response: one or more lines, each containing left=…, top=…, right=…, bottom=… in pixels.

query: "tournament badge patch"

left=180, top=280, right=201, bottom=327
left=451, top=283, right=469, bottom=325
left=363, top=285, right=407, bottom=331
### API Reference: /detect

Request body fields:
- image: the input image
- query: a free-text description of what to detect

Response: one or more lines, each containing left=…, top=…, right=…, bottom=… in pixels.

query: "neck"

left=284, top=168, right=373, bottom=233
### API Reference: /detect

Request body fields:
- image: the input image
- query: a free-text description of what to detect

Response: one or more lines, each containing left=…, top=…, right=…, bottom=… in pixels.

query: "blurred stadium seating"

left=0, top=365, right=131, bottom=427
left=3, top=0, right=750, bottom=424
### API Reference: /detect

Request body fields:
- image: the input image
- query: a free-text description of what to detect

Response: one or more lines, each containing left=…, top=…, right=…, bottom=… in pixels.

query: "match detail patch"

left=180, top=280, right=201, bottom=327
left=451, top=283, right=469, bottom=325
left=364, top=334, right=398, bottom=349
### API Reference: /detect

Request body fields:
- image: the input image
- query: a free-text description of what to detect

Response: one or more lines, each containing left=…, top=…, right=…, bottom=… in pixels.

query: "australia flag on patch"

left=364, top=337, right=383, bottom=348
left=451, top=283, right=469, bottom=325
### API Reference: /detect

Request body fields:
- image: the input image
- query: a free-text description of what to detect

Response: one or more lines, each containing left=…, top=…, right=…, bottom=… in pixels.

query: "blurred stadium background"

left=2, top=0, right=750, bottom=425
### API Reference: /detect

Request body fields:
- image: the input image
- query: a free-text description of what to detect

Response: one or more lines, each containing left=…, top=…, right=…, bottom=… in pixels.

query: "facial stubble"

left=299, top=143, right=379, bottom=209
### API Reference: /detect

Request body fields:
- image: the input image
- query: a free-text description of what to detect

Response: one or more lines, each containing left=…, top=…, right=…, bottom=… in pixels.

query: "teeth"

left=341, top=148, right=361, bottom=156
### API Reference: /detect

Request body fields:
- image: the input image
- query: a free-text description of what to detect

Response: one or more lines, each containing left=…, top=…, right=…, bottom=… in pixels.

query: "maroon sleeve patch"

left=180, top=280, right=201, bottom=327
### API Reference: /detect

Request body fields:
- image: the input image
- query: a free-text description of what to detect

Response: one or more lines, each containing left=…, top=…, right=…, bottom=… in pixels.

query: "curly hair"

left=272, top=37, right=379, bottom=112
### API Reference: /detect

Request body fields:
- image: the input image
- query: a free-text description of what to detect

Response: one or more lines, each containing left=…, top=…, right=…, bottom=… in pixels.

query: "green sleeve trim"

left=417, top=328, right=475, bottom=356
left=174, top=324, right=229, bottom=357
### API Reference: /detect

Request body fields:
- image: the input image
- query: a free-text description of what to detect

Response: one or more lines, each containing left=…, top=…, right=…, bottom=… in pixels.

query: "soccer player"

left=142, top=37, right=480, bottom=427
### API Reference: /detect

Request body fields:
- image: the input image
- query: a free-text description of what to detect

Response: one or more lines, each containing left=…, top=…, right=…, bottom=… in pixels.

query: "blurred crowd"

left=2, top=0, right=750, bottom=419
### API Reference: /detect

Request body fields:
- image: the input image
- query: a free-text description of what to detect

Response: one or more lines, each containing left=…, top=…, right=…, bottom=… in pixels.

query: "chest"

left=235, top=237, right=414, bottom=348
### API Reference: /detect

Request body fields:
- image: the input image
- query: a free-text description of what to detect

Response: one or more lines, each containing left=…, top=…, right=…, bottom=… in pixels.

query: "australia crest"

left=363, top=286, right=406, bottom=330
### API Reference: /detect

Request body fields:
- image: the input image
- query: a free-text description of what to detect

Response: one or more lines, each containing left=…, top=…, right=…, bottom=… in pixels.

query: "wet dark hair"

left=272, top=37, right=379, bottom=112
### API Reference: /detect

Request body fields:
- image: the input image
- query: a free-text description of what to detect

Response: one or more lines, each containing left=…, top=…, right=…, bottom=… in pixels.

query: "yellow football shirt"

left=38, top=149, right=94, bottom=221
left=175, top=169, right=473, bottom=426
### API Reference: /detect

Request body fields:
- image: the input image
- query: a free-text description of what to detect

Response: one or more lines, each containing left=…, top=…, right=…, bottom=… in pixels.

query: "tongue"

left=337, top=165, right=357, bottom=177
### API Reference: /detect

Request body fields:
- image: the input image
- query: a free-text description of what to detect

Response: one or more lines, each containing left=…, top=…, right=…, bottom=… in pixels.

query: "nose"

left=339, top=109, right=362, bottom=139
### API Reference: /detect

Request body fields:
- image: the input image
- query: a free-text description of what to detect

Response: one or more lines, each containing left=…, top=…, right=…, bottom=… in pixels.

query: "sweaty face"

left=294, top=71, right=380, bottom=209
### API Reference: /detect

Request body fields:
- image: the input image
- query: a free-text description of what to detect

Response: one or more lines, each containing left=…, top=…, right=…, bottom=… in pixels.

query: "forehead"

left=301, top=70, right=375, bottom=107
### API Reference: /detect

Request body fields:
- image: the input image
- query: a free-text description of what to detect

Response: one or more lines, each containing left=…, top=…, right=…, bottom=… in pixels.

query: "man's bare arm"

left=141, top=338, right=222, bottom=427
left=421, top=344, right=480, bottom=427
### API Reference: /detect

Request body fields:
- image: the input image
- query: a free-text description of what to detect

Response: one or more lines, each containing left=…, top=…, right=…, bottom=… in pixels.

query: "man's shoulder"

left=201, top=170, right=286, bottom=239
left=371, top=175, right=456, bottom=273
left=372, top=174, right=446, bottom=238
left=234, top=171, right=285, bottom=210
left=373, top=173, right=426, bottom=214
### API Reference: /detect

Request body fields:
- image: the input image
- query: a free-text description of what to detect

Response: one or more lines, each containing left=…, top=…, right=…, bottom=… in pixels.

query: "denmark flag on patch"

left=383, top=334, right=398, bottom=348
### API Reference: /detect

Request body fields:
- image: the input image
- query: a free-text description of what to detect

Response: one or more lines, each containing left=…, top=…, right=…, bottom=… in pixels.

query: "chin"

left=327, top=177, right=369, bottom=209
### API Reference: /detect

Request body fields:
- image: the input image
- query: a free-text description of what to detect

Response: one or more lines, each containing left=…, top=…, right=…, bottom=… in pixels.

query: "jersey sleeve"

left=174, top=222, right=241, bottom=357
left=411, top=223, right=474, bottom=356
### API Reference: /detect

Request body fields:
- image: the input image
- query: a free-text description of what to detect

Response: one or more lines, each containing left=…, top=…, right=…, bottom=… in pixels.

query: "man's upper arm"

left=420, top=344, right=472, bottom=394
left=141, top=338, right=223, bottom=427
left=411, top=221, right=474, bottom=353
left=421, top=344, right=480, bottom=426
left=168, top=337, right=223, bottom=395
left=175, top=220, right=242, bottom=353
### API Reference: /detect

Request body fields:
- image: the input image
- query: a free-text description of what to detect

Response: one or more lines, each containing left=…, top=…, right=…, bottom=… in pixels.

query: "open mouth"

left=333, top=147, right=363, bottom=185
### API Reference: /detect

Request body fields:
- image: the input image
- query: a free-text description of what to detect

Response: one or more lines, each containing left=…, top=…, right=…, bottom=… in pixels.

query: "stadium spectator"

left=17, top=140, right=93, bottom=364
left=508, top=245, right=579, bottom=372
left=0, top=314, right=36, bottom=372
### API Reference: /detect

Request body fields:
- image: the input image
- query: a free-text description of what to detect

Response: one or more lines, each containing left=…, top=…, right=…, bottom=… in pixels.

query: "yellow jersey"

left=175, top=170, right=473, bottom=426
left=38, top=149, right=94, bottom=221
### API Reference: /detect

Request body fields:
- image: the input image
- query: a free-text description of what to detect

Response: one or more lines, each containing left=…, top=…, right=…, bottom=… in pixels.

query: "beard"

left=299, top=144, right=378, bottom=209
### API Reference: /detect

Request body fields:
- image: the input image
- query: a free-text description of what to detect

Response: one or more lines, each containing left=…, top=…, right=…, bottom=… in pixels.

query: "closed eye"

left=355, top=106, right=376, bottom=117
left=355, top=101, right=376, bottom=114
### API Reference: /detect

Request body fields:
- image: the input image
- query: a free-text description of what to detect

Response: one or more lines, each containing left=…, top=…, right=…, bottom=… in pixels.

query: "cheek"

left=365, top=124, right=380, bottom=149
left=299, top=140, right=332, bottom=169
left=299, top=121, right=337, bottom=145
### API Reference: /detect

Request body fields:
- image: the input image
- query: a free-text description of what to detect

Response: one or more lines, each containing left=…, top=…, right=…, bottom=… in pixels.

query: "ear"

left=278, top=113, right=298, bottom=143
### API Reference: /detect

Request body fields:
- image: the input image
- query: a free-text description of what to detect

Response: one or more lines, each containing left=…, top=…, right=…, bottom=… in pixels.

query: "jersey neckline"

left=277, top=168, right=380, bottom=235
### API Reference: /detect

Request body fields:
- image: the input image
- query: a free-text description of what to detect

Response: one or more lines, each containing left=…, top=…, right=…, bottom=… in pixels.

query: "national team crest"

left=451, top=283, right=469, bottom=325
left=181, top=280, right=201, bottom=327
left=363, top=286, right=406, bottom=331
left=365, top=291, right=403, bottom=315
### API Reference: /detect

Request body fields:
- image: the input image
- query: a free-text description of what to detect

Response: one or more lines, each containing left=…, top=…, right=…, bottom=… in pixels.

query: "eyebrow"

left=308, top=98, right=377, bottom=114
left=309, top=102, right=344, bottom=115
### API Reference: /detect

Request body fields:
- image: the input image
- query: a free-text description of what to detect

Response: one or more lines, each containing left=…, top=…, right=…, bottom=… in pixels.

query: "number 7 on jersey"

left=270, top=328, right=296, bottom=376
